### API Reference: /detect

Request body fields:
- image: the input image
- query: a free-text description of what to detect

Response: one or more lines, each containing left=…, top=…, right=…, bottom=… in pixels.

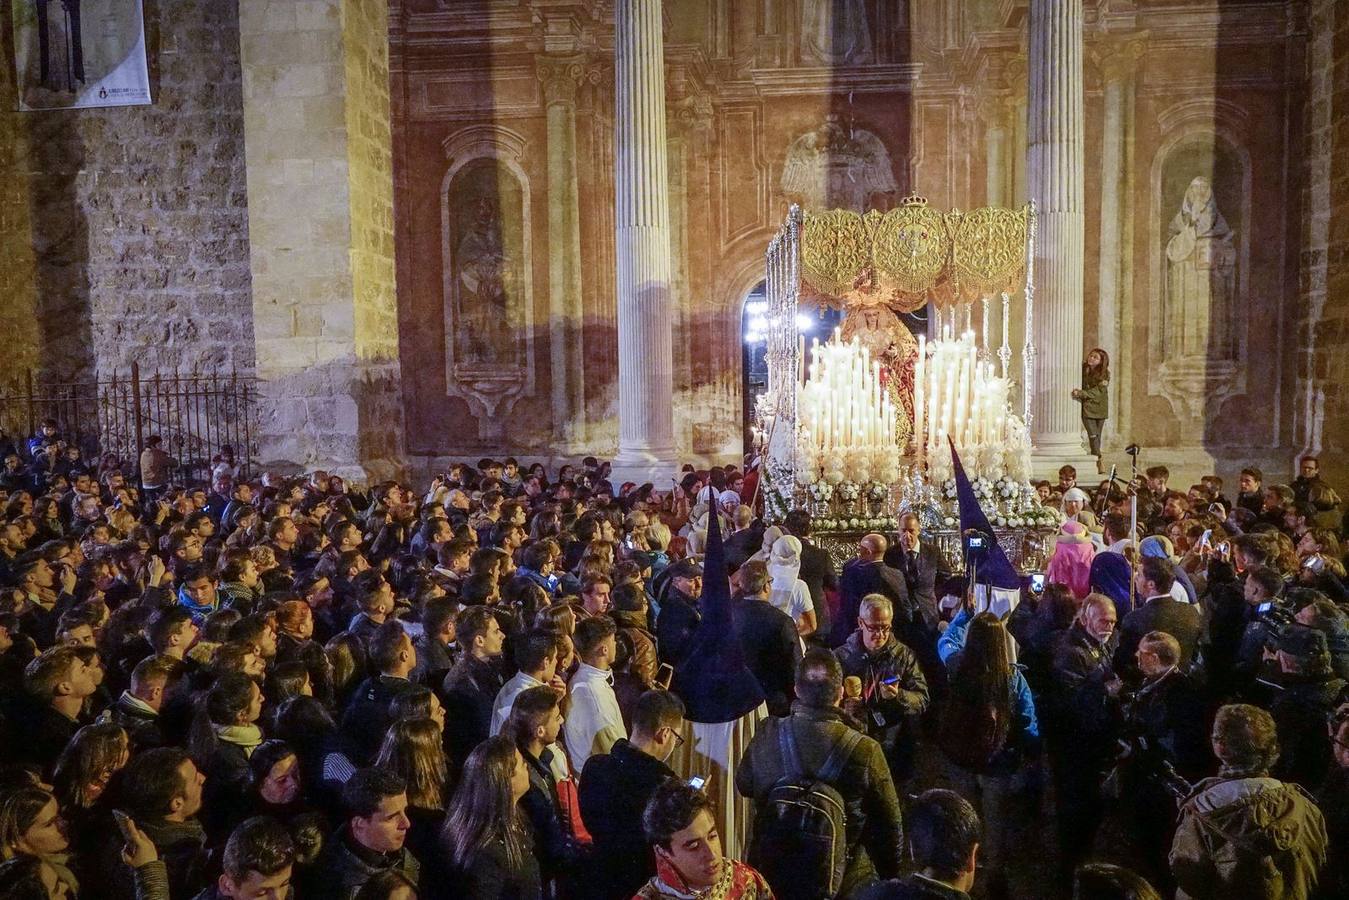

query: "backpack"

left=748, top=720, right=863, bottom=900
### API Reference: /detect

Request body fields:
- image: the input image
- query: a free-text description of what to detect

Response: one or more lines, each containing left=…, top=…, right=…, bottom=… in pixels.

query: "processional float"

left=758, top=197, right=1057, bottom=570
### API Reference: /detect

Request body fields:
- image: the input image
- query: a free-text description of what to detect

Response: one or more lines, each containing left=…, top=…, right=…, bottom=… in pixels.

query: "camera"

left=962, top=529, right=991, bottom=554
left=1256, top=597, right=1297, bottom=649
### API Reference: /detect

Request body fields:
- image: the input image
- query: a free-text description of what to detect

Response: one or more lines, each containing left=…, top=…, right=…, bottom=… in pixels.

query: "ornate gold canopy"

left=799, top=196, right=1031, bottom=311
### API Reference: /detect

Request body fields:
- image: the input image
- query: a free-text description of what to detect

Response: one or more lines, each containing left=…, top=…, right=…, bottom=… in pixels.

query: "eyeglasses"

left=666, top=728, right=685, bottom=748
left=859, top=622, right=892, bottom=635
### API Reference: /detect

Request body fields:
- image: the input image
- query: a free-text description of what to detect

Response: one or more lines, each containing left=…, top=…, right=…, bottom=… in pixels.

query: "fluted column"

left=1027, top=0, right=1087, bottom=460
left=612, top=0, right=677, bottom=483
left=1095, top=40, right=1144, bottom=453
left=537, top=55, right=590, bottom=448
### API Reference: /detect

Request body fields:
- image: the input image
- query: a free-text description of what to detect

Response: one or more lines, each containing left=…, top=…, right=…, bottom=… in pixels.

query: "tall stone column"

left=1095, top=41, right=1143, bottom=452
left=1027, top=0, right=1089, bottom=466
left=537, top=55, right=590, bottom=449
left=238, top=0, right=405, bottom=482
left=612, top=0, right=677, bottom=484
left=668, top=94, right=714, bottom=460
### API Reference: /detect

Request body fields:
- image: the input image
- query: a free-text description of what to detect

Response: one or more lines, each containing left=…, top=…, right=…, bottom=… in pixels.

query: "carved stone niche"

left=1148, top=112, right=1250, bottom=430
left=440, top=126, right=536, bottom=441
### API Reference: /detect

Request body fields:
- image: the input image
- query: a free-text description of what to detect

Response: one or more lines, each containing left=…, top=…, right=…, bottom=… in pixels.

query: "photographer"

left=1266, top=626, right=1346, bottom=791
left=1231, top=567, right=1293, bottom=688
left=1104, top=631, right=1209, bottom=892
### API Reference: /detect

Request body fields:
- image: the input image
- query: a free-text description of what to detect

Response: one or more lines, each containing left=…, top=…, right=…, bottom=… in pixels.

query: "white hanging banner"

left=11, top=0, right=152, bottom=111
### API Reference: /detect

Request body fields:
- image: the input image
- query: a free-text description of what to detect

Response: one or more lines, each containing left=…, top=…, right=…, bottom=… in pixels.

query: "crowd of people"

left=0, top=415, right=1346, bottom=900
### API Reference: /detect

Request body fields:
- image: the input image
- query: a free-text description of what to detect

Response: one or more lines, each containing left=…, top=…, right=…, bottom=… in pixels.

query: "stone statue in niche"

left=447, top=162, right=524, bottom=370
left=1164, top=176, right=1237, bottom=361
left=441, top=153, right=533, bottom=435
left=455, top=197, right=519, bottom=365
left=781, top=116, right=897, bottom=210
left=802, top=0, right=873, bottom=65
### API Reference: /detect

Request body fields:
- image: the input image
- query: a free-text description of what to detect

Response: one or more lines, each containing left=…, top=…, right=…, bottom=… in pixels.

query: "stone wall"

left=0, top=0, right=253, bottom=385
left=1308, top=0, right=1349, bottom=484
left=239, top=0, right=404, bottom=480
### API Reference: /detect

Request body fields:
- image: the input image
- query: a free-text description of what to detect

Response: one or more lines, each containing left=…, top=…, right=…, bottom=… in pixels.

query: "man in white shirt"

left=490, top=629, right=563, bottom=735
left=564, top=616, right=627, bottom=768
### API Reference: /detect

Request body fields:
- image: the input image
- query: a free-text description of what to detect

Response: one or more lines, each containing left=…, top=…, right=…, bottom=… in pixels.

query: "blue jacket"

left=515, top=567, right=558, bottom=598
left=937, top=606, right=1041, bottom=770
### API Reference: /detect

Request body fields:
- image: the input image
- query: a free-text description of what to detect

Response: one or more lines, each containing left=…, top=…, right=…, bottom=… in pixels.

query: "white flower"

left=943, top=516, right=955, bottom=527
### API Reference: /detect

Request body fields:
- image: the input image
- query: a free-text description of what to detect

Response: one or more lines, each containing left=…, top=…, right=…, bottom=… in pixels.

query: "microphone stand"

left=1126, top=445, right=1141, bottom=614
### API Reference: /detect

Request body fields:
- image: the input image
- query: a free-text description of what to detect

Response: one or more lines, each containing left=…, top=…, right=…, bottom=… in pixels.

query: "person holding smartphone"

left=833, top=595, right=929, bottom=781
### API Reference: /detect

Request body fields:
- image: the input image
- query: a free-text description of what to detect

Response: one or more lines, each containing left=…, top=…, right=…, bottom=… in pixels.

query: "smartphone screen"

left=655, top=663, right=674, bottom=690
left=1029, top=573, right=1046, bottom=593
left=111, top=810, right=136, bottom=842
left=688, top=776, right=706, bottom=790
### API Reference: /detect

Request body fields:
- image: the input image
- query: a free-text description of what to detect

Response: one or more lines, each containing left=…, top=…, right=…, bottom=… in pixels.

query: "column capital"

left=536, top=53, right=600, bottom=105
left=1092, top=34, right=1147, bottom=83
left=668, top=93, right=714, bottom=136
left=975, top=93, right=1014, bottom=129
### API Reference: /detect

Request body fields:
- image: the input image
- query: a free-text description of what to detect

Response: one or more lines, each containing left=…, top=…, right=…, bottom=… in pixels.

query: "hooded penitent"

left=671, top=480, right=766, bottom=724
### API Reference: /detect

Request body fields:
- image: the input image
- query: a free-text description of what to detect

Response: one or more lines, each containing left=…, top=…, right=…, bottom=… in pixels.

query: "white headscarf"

left=752, top=525, right=785, bottom=563
left=768, top=535, right=802, bottom=591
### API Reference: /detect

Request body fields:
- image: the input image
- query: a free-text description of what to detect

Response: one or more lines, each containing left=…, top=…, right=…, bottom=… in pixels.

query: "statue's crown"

left=901, top=193, right=929, bottom=208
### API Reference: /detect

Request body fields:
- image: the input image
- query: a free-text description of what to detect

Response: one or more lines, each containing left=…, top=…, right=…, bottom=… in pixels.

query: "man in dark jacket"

left=1268, top=625, right=1347, bottom=791
left=505, top=687, right=583, bottom=892
left=309, top=768, right=419, bottom=900
left=835, top=535, right=909, bottom=647
left=857, top=789, right=979, bottom=900
left=194, top=816, right=296, bottom=900
left=655, top=559, right=703, bottom=665
left=18, top=644, right=98, bottom=777
left=737, top=649, right=904, bottom=897
left=1114, top=556, right=1201, bottom=683
left=105, top=654, right=180, bottom=753
left=440, top=606, right=506, bottom=764
left=341, top=623, right=419, bottom=765
left=835, top=594, right=929, bottom=781
left=1048, top=594, right=1119, bottom=883
left=100, top=748, right=210, bottom=900
left=882, top=514, right=941, bottom=628
left=1108, top=631, right=1211, bottom=892
left=579, top=690, right=685, bottom=900
left=730, top=561, right=801, bottom=716
left=723, top=505, right=764, bottom=573
left=783, top=510, right=838, bottom=644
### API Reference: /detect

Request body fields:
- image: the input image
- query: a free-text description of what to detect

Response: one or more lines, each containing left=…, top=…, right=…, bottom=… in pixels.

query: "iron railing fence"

left=0, top=365, right=257, bottom=486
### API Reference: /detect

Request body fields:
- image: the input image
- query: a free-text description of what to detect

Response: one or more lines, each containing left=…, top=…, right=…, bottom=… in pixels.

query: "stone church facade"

left=2, top=0, right=1347, bottom=485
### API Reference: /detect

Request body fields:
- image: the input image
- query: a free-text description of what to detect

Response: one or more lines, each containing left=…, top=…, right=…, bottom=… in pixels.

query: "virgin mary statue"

left=839, top=301, right=918, bottom=426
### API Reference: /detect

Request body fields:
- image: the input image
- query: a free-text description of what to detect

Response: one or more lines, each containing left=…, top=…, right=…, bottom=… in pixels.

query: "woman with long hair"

left=937, top=610, right=1039, bottom=900
left=190, top=672, right=265, bottom=834
left=375, top=718, right=450, bottom=866
left=0, top=785, right=75, bottom=896
left=51, top=722, right=129, bottom=812
left=435, top=735, right=539, bottom=900
left=273, top=695, right=357, bottom=816
left=325, top=632, right=369, bottom=710
left=1072, top=347, right=1110, bottom=471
